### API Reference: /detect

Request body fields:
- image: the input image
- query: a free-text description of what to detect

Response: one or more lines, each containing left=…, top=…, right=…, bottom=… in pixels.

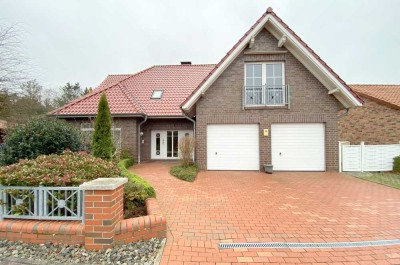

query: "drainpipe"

left=137, top=114, right=147, bottom=164
left=338, top=108, right=349, bottom=118
left=183, top=112, right=196, bottom=163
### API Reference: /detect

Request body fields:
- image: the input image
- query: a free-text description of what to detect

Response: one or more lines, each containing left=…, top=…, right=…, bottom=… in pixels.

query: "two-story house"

left=50, top=7, right=363, bottom=171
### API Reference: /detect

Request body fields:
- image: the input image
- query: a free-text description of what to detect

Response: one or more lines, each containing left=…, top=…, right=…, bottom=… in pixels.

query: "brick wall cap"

left=80, top=178, right=127, bottom=190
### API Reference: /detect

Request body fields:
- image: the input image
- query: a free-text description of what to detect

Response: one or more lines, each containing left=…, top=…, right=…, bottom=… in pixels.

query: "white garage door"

left=207, top=124, right=259, bottom=170
left=271, top=123, right=325, bottom=171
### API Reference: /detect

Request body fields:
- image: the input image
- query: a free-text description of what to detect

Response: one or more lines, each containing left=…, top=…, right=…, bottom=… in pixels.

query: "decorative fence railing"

left=0, top=186, right=84, bottom=222
left=243, top=84, right=290, bottom=107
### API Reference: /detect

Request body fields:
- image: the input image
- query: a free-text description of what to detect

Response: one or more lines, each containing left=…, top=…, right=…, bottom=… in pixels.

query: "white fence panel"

left=342, top=145, right=362, bottom=171
left=341, top=142, right=400, bottom=172
left=364, top=145, right=400, bottom=171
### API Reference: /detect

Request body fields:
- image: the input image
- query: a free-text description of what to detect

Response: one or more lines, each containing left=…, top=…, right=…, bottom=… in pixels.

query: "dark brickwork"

left=63, top=117, right=137, bottom=160
left=339, top=97, right=400, bottom=144
left=195, top=28, right=342, bottom=171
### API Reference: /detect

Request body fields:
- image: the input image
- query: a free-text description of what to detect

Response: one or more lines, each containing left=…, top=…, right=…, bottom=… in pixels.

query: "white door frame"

left=151, top=130, right=193, bottom=159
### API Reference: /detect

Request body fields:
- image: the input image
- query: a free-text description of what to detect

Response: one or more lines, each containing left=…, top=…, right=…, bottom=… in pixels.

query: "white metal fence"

left=0, top=186, right=84, bottom=222
left=339, top=141, right=400, bottom=172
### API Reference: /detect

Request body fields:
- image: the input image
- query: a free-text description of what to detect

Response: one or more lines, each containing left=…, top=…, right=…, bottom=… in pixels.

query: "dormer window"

left=151, top=90, right=163, bottom=99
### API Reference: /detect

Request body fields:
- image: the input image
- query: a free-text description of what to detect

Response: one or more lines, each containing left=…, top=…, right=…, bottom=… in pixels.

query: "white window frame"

left=244, top=62, right=285, bottom=106
left=151, top=90, right=164, bottom=99
left=80, top=123, right=122, bottom=150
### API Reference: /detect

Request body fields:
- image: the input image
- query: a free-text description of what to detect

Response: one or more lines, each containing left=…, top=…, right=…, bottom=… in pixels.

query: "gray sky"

left=1, top=0, right=399, bottom=90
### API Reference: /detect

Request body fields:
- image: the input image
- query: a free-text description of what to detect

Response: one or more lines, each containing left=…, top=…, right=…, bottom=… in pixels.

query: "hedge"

left=394, top=156, right=400, bottom=172
left=118, top=158, right=156, bottom=198
left=0, top=152, right=120, bottom=187
left=0, top=118, right=82, bottom=166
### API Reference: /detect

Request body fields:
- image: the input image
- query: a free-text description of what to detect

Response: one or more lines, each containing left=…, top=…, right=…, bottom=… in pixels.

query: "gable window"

left=151, top=90, right=163, bottom=99
left=244, top=62, right=287, bottom=106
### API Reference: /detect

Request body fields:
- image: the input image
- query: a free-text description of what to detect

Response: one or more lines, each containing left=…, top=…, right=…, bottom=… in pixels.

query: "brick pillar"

left=80, top=178, right=127, bottom=250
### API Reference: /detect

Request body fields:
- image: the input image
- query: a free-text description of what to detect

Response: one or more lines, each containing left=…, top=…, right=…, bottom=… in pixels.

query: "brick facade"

left=339, top=97, right=400, bottom=144
left=64, top=117, right=138, bottom=161
left=195, top=28, right=342, bottom=171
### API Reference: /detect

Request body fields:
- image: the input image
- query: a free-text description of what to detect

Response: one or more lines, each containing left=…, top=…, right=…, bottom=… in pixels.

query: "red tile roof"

left=50, top=64, right=215, bottom=116
left=51, top=7, right=364, bottom=117
left=349, top=85, right=400, bottom=109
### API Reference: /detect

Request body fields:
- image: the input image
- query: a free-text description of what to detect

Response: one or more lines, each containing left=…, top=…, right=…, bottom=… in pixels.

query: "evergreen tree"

left=92, top=94, right=113, bottom=160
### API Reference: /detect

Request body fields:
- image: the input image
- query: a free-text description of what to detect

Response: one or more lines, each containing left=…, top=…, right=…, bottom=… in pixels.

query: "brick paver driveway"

left=132, top=162, right=400, bottom=264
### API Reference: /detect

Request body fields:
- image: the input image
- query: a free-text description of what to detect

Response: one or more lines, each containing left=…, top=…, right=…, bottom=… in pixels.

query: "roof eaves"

left=181, top=9, right=271, bottom=110
left=267, top=10, right=363, bottom=105
left=356, top=92, right=400, bottom=110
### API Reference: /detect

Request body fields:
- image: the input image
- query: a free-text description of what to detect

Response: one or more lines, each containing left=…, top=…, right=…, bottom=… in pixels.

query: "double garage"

left=206, top=123, right=325, bottom=171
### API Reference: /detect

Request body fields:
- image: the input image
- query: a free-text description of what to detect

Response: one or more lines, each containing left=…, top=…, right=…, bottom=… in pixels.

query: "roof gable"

left=181, top=7, right=363, bottom=111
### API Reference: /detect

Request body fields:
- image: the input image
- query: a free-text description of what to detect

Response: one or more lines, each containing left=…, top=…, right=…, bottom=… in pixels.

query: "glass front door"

left=167, top=130, right=179, bottom=158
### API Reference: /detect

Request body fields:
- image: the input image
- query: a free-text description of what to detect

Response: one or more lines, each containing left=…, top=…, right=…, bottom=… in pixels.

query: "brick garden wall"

left=339, top=97, right=400, bottom=144
left=0, top=180, right=166, bottom=250
left=195, top=28, right=342, bottom=171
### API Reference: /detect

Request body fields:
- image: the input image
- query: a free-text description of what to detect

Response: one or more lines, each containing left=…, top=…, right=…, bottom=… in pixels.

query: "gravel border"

left=0, top=238, right=163, bottom=265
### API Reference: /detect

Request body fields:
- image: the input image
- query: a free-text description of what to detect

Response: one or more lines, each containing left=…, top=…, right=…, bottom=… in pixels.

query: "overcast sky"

left=1, top=0, right=399, bottom=90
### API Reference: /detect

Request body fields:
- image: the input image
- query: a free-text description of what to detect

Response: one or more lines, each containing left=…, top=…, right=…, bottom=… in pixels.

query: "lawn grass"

left=169, top=164, right=198, bottom=182
left=352, top=172, right=400, bottom=189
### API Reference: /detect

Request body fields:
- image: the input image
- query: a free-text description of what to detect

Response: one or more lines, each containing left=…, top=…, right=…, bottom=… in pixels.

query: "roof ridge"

left=117, top=83, right=147, bottom=114
left=49, top=65, right=156, bottom=115
left=152, top=64, right=217, bottom=67
left=108, top=74, right=133, bottom=76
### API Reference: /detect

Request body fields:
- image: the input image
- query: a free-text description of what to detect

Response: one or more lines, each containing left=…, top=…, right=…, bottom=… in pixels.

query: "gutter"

left=137, top=114, right=148, bottom=164
left=182, top=112, right=196, bottom=163
left=48, top=113, right=145, bottom=118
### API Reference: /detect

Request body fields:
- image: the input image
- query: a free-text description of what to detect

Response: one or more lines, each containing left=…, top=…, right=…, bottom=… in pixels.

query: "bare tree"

left=0, top=24, right=27, bottom=94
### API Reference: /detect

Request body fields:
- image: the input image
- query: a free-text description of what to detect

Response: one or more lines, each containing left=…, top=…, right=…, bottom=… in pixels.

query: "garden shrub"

left=0, top=118, right=82, bottom=165
left=0, top=151, right=120, bottom=186
left=394, top=156, right=400, bottom=172
left=92, top=94, right=114, bottom=160
left=123, top=180, right=148, bottom=218
left=118, top=158, right=155, bottom=198
left=170, top=164, right=198, bottom=182
left=179, top=135, right=195, bottom=166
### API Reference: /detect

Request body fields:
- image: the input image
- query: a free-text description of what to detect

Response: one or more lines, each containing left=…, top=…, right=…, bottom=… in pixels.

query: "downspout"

left=137, top=114, right=148, bottom=164
left=338, top=108, right=349, bottom=118
left=183, top=112, right=196, bottom=163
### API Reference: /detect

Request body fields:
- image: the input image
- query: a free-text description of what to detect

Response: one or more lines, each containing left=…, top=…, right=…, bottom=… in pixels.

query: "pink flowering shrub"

left=0, top=151, right=120, bottom=187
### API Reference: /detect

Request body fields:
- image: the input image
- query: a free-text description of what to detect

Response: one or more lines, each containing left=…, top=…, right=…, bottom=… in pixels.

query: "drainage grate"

left=219, top=239, right=400, bottom=249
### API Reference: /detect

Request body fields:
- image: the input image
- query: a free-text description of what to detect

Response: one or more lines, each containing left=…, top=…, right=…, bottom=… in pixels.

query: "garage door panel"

left=207, top=124, right=259, bottom=170
left=271, top=123, right=325, bottom=171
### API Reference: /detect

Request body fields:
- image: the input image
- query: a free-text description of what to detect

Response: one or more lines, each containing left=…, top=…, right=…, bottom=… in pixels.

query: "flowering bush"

left=0, top=151, right=120, bottom=187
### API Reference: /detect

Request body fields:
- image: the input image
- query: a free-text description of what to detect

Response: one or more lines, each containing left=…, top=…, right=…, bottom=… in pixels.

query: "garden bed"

left=0, top=238, right=165, bottom=265
left=348, top=172, right=400, bottom=189
left=169, top=164, right=198, bottom=182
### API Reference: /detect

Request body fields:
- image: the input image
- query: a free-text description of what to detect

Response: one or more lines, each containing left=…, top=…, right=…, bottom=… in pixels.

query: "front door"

left=151, top=130, right=192, bottom=159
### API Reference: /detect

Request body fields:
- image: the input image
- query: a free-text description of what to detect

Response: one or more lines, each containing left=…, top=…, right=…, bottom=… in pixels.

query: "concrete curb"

left=154, top=238, right=167, bottom=265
